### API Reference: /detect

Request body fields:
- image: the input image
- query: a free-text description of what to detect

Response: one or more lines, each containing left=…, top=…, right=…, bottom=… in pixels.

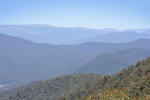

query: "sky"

left=0, top=0, right=150, bottom=30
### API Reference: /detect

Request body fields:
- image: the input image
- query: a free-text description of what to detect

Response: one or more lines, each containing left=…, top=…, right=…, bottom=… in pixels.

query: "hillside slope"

left=2, top=74, right=102, bottom=100
left=3, top=57, right=150, bottom=100
left=60, top=57, right=150, bottom=100
left=76, top=48, right=150, bottom=75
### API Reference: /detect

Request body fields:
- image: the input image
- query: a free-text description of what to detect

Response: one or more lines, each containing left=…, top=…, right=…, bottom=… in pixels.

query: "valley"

left=1, top=33, right=150, bottom=90
left=1, top=0, right=150, bottom=99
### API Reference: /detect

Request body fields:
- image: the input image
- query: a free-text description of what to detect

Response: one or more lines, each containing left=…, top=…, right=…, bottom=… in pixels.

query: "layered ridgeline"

left=0, top=25, right=119, bottom=45
left=74, top=31, right=150, bottom=44
left=1, top=25, right=150, bottom=45
left=2, top=57, right=150, bottom=100
left=76, top=48, right=150, bottom=75
left=1, top=33, right=150, bottom=89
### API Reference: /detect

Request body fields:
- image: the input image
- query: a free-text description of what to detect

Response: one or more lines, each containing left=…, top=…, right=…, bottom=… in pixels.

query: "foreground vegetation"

left=58, top=57, right=150, bottom=100
left=76, top=88, right=150, bottom=100
left=2, top=74, right=102, bottom=100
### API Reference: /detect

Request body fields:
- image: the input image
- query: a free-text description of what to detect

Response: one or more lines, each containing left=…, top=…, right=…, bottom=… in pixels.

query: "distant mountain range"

left=127, top=28, right=150, bottom=33
left=0, top=25, right=118, bottom=45
left=74, top=31, right=150, bottom=44
left=0, top=25, right=150, bottom=44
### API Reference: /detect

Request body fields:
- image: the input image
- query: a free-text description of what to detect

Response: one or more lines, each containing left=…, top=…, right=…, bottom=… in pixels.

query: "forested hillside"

left=60, top=57, right=150, bottom=100
left=2, top=57, right=150, bottom=100
left=2, top=74, right=102, bottom=100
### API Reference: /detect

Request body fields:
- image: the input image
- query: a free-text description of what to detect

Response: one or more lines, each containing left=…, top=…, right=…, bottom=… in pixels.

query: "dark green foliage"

left=2, top=74, right=102, bottom=100
left=3, top=57, right=150, bottom=100
left=59, top=57, right=150, bottom=100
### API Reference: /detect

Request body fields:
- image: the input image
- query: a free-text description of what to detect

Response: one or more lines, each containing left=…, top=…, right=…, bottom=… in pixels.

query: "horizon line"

left=0, top=24, right=150, bottom=31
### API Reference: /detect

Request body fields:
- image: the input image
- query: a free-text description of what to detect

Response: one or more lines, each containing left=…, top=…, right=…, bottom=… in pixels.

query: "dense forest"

left=2, top=74, right=102, bottom=100
left=1, top=57, right=150, bottom=100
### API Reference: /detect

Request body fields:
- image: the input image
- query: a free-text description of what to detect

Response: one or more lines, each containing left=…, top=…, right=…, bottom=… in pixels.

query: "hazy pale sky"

left=0, top=0, right=150, bottom=29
